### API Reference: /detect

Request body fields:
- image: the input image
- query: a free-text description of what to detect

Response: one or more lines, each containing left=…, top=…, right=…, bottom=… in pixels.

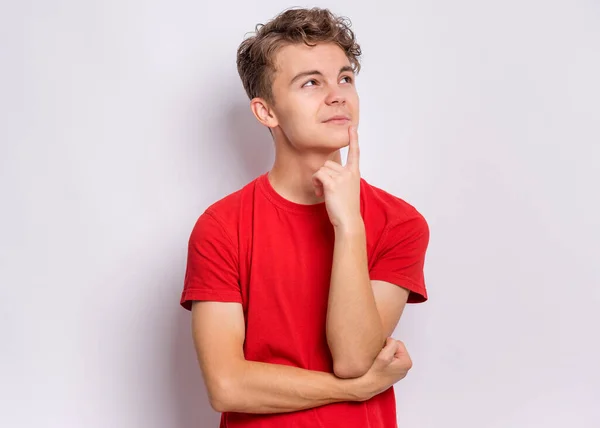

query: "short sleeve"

left=180, top=210, right=242, bottom=311
left=369, top=214, right=430, bottom=303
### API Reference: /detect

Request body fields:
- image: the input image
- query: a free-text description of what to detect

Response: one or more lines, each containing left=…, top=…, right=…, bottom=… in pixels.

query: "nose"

left=325, top=87, right=346, bottom=105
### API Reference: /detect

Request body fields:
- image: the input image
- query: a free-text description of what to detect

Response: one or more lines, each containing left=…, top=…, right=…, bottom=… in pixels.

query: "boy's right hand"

left=357, top=337, right=413, bottom=401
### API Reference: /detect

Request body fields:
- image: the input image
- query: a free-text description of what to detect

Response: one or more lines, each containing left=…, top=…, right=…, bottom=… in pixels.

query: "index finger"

left=346, top=126, right=360, bottom=170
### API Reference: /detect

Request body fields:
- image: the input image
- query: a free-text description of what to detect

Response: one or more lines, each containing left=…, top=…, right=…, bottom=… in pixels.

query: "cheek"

left=348, top=91, right=360, bottom=109
left=283, top=98, right=319, bottom=127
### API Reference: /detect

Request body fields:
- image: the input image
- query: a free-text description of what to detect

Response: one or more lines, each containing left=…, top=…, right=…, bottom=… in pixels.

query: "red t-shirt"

left=181, top=172, right=429, bottom=428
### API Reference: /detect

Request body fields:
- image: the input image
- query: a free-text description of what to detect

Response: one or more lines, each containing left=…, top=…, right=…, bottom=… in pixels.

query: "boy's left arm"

left=326, top=219, right=424, bottom=379
left=312, top=126, right=429, bottom=379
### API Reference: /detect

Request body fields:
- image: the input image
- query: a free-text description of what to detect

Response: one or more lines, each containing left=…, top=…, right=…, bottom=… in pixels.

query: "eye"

left=302, top=79, right=317, bottom=88
left=340, top=75, right=353, bottom=84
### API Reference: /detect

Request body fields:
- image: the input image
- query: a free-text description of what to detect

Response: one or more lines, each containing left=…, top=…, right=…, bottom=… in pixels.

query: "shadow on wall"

left=170, top=308, right=220, bottom=428
left=223, top=100, right=275, bottom=182
left=169, top=93, right=273, bottom=427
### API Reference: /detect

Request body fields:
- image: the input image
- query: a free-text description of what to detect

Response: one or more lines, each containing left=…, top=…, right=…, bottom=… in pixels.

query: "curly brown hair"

left=236, top=7, right=362, bottom=105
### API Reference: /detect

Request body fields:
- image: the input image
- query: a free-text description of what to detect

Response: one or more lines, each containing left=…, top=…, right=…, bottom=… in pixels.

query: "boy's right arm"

left=192, top=300, right=411, bottom=414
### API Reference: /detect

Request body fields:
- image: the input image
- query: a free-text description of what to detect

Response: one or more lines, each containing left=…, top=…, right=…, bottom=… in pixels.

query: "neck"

left=268, top=135, right=342, bottom=205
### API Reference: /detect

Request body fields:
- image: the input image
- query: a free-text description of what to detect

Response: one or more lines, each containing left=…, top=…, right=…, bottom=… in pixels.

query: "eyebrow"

left=290, top=65, right=354, bottom=85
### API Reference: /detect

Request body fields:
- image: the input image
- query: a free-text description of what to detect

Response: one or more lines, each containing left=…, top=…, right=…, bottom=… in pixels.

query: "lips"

left=323, top=115, right=351, bottom=123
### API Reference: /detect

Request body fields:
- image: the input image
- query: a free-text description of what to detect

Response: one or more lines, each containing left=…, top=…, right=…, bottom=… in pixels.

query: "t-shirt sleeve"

left=369, top=214, right=430, bottom=303
left=180, top=210, right=242, bottom=311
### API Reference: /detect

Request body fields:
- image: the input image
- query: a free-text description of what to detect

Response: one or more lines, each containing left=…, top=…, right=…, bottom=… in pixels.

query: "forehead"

left=273, top=42, right=351, bottom=77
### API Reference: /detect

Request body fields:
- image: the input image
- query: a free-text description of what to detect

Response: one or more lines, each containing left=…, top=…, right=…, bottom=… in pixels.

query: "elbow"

left=333, top=359, right=371, bottom=379
left=209, top=395, right=229, bottom=413
left=207, top=376, right=236, bottom=413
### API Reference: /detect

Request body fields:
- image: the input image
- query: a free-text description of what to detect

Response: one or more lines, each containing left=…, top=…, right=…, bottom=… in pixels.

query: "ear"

left=250, top=97, right=279, bottom=129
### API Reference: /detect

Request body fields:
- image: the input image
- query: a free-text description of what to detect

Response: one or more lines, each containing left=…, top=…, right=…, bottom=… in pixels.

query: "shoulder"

left=360, top=177, right=428, bottom=230
left=190, top=175, right=261, bottom=242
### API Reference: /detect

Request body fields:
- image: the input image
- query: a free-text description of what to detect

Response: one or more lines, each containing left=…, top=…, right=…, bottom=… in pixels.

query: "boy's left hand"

left=312, top=126, right=362, bottom=229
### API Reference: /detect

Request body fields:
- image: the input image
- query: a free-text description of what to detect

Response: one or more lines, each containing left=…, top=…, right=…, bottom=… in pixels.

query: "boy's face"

left=267, top=42, right=360, bottom=151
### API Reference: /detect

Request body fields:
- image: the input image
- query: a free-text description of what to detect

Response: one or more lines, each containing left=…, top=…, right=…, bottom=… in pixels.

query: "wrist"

left=334, top=216, right=365, bottom=235
left=339, top=373, right=375, bottom=402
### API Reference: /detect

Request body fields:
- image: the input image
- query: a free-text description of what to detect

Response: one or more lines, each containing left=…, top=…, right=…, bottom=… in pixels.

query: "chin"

left=312, top=138, right=347, bottom=152
left=329, top=132, right=352, bottom=148
left=294, top=129, right=350, bottom=152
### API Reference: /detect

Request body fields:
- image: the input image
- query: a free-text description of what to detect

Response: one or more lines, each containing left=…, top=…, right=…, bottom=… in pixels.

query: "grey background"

left=1, top=0, right=599, bottom=427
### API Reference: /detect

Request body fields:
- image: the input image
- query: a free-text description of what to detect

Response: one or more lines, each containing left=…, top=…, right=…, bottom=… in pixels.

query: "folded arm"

left=326, top=219, right=410, bottom=378
left=192, top=301, right=374, bottom=414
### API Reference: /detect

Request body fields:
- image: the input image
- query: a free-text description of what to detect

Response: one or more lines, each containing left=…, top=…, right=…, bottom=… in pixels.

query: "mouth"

left=323, top=115, right=351, bottom=125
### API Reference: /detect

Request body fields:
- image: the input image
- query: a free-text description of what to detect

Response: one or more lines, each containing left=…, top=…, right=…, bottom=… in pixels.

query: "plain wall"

left=1, top=0, right=599, bottom=427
